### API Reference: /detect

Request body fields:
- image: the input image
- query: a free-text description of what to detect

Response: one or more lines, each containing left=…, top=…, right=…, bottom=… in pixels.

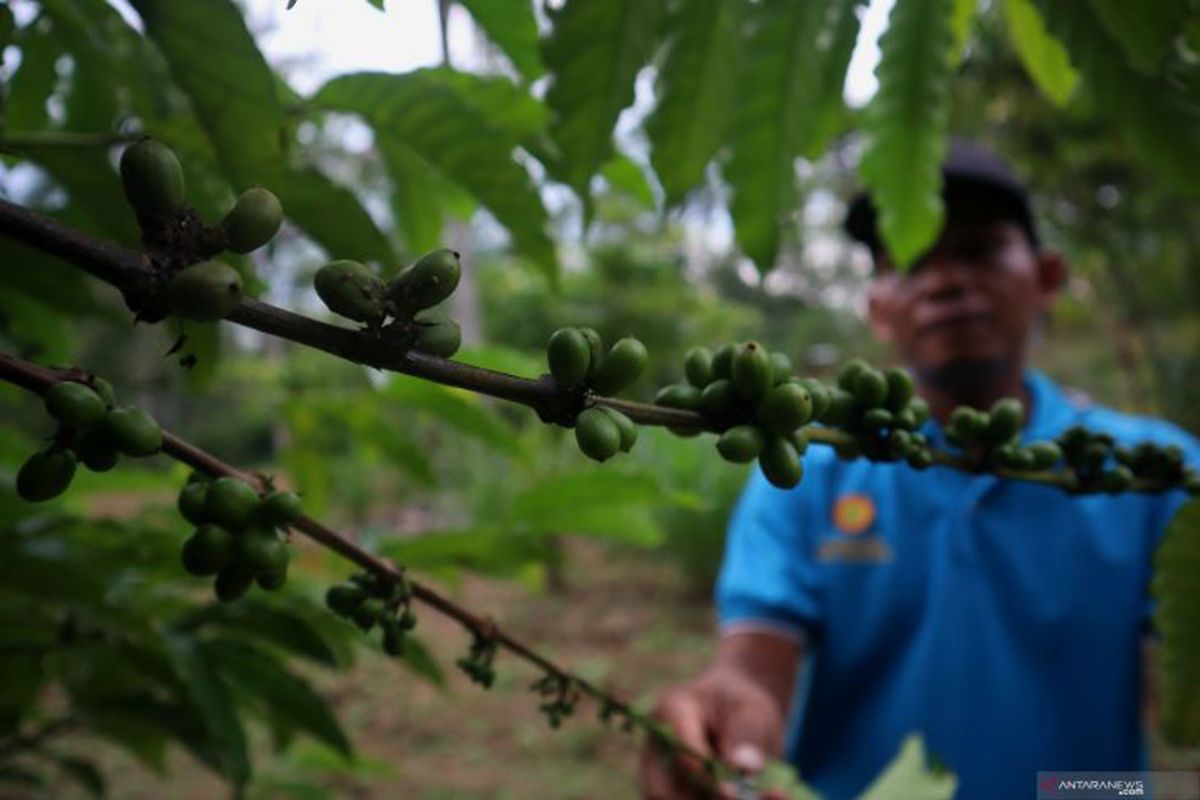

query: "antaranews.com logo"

left=1037, top=771, right=1200, bottom=799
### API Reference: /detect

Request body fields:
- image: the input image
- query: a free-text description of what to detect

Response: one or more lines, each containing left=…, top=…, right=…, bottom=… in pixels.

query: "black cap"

left=844, top=139, right=1038, bottom=253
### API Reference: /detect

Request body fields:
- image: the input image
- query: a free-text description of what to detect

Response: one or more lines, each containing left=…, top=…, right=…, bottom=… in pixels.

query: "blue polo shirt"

left=716, top=370, right=1199, bottom=800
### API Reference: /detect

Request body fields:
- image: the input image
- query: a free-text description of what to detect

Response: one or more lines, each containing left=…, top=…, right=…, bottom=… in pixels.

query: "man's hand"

left=639, top=629, right=801, bottom=799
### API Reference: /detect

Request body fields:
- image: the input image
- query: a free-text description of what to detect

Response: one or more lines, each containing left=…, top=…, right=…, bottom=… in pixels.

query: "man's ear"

left=1035, top=249, right=1068, bottom=311
left=866, top=277, right=897, bottom=344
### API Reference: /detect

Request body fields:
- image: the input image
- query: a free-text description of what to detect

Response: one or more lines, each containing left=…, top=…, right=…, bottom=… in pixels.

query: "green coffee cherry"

left=716, top=425, right=765, bottom=463
left=1027, top=441, right=1063, bottom=470
left=768, top=352, right=793, bottom=385
left=260, top=491, right=302, bottom=526
left=884, top=367, right=914, bottom=412
left=16, top=449, right=76, bottom=502
left=382, top=620, right=406, bottom=655
left=90, top=377, right=117, bottom=409
left=177, top=481, right=210, bottom=525
left=948, top=407, right=987, bottom=445
left=908, top=398, right=930, bottom=427
left=711, top=344, right=736, bottom=380
left=837, top=358, right=870, bottom=391
left=863, top=408, right=893, bottom=429
left=590, top=338, right=648, bottom=395
left=237, top=526, right=289, bottom=576
left=104, top=407, right=162, bottom=456
left=256, top=568, right=288, bottom=591
left=907, top=448, right=934, bottom=470
left=575, top=407, right=622, bottom=462
left=577, top=328, right=604, bottom=377
left=203, top=477, right=260, bottom=530
left=798, top=379, right=830, bottom=422
left=986, top=399, right=1024, bottom=445
left=731, top=342, right=772, bottom=400
left=181, top=525, right=235, bottom=576
left=759, top=436, right=803, bottom=489
left=166, top=261, right=244, bottom=322
left=314, top=260, right=388, bottom=324
left=221, top=187, right=283, bottom=253
left=851, top=368, right=888, bottom=408
left=547, top=328, right=591, bottom=389
left=1100, top=466, right=1134, bottom=494
left=73, top=427, right=118, bottom=473
left=655, top=383, right=703, bottom=411
left=893, top=408, right=918, bottom=431
left=790, top=429, right=809, bottom=455
left=119, top=137, right=185, bottom=219
left=389, top=248, right=461, bottom=312
left=887, top=429, right=912, bottom=460
left=700, top=379, right=735, bottom=419
left=353, top=599, right=386, bottom=631
left=684, top=347, right=714, bottom=388
left=411, top=309, right=461, bottom=358
left=326, top=583, right=367, bottom=616
left=598, top=407, right=638, bottom=453
left=215, top=566, right=254, bottom=603
left=44, top=381, right=107, bottom=428
left=822, top=389, right=856, bottom=427
left=756, top=382, right=813, bottom=436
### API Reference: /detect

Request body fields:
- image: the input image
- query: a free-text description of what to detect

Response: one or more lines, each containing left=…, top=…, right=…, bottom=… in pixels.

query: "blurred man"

left=639, top=142, right=1200, bottom=799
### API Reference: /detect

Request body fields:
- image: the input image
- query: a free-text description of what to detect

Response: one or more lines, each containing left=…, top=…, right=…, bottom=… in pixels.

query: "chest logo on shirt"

left=833, top=493, right=876, bottom=535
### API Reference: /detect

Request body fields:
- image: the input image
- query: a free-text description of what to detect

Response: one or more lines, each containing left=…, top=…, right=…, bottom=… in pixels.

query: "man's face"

left=866, top=211, right=1065, bottom=389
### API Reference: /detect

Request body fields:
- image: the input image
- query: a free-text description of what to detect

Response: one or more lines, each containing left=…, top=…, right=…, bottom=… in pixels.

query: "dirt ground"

left=69, top=539, right=718, bottom=799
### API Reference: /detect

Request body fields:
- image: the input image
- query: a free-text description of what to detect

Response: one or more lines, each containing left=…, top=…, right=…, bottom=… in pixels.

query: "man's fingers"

left=640, top=689, right=716, bottom=799
left=714, top=694, right=783, bottom=774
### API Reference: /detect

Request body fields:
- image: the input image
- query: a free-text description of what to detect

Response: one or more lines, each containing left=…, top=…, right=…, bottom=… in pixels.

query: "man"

left=639, top=142, right=1200, bottom=799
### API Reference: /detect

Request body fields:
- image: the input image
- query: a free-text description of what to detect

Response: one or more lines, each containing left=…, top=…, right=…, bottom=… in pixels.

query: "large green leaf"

left=724, top=0, right=841, bottom=272
left=381, top=376, right=527, bottom=462
left=5, top=19, right=62, bottom=133
left=129, top=0, right=285, bottom=186
left=644, top=0, right=743, bottom=205
left=163, top=634, right=251, bottom=787
left=541, top=0, right=666, bottom=205
left=180, top=599, right=351, bottom=669
left=202, top=639, right=352, bottom=758
left=38, top=0, right=120, bottom=132
left=1153, top=499, right=1200, bottom=746
left=859, top=735, right=958, bottom=800
left=379, top=527, right=553, bottom=579
left=1002, top=0, right=1079, bottom=108
left=1088, top=0, right=1190, bottom=76
left=859, top=0, right=957, bottom=267
left=1037, top=1, right=1200, bottom=194
left=377, top=140, right=447, bottom=257
left=457, top=0, right=544, bottom=81
left=272, top=166, right=398, bottom=266
left=801, top=1, right=869, bottom=159
left=600, top=153, right=656, bottom=210
left=313, top=70, right=555, bottom=279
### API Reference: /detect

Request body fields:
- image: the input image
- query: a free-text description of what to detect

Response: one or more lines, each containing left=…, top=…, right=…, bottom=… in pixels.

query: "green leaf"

left=16, top=146, right=141, bottom=245
left=1088, top=0, right=1190, bottom=75
left=505, top=467, right=667, bottom=523
left=49, top=754, right=105, bottom=798
left=859, top=735, right=958, bottom=800
left=457, top=0, right=544, bottom=81
left=163, top=635, right=251, bottom=787
left=0, top=4, right=14, bottom=52
left=949, top=0, right=976, bottom=64
left=202, top=639, right=353, bottom=758
left=600, top=154, right=656, bottom=210
left=377, top=141, right=447, bottom=257
left=39, top=0, right=121, bottom=132
left=644, top=0, right=743, bottom=205
left=1036, top=1, right=1200, bottom=195
left=128, top=0, right=285, bottom=185
left=397, top=634, right=444, bottom=687
left=6, top=20, right=63, bottom=133
left=379, top=527, right=553, bottom=579
left=541, top=0, right=667, bottom=204
left=1002, top=0, right=1080, bottom=108
left=180, top=599, right=350, bottom=669
left=381, top=376, right=527, bottom=462
left=801, top=1, right=869, bottom=158
left=313, top=70, right=555, bottom=279
left=0, top=288, right=75, bottom=363
left=272, top=166, right=399, bottom=266
left=1153, top=500, right=1200, bottom=746
left=859, top=0, right=957, bottom=267
left=724, top=0, right=844, bottom=272
left=370, top=427, right=436, bottom=487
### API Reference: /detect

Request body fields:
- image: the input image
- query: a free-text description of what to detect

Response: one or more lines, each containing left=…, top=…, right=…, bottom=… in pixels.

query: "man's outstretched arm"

left=639, top=629, right=803, bottom=800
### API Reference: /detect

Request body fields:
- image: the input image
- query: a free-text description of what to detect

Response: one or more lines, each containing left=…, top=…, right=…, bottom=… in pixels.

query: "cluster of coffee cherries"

left=545, top=328, right=648, bottom=462
left=177, top=474, right=299, bottom=600
left=944, top=398, right=1059, bottom=472
left=456, top=631, right=499, bottom=688
left=314, top=249, right=463, bottom=359
left=530, top=673, right=581, bottom=729
left=325, top=570, right=417, bottom=656
left=120, top=137, right=283, bottom=323
left=1058, top=427, right=1200, bottom=495
left=16, top=378, right=162, bottom=503
left=815, top=358, right=935, bottom=468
